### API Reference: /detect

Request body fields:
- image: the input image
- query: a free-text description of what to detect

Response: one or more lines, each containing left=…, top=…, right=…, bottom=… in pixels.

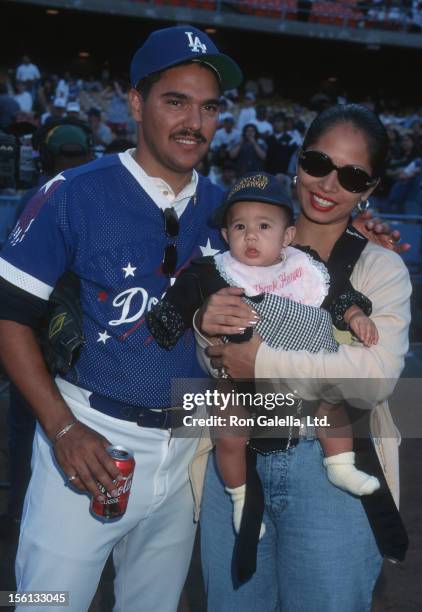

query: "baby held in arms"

left=147, top=172, right=380, bottom=536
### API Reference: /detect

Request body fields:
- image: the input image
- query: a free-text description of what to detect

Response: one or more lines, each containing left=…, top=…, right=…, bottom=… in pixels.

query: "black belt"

left=89, top=393, right=188, bottom=429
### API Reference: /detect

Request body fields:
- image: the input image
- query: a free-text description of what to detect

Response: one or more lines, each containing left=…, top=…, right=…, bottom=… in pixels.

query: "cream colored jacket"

left=190, top=242, right=412, bottom=518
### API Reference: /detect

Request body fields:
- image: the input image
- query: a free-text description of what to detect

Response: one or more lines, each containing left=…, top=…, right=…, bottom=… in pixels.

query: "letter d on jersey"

left=109, top=287, right=149, bottom=326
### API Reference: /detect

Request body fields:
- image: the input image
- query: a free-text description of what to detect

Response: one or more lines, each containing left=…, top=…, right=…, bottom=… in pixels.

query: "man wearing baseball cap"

left=0, top=25, right=242, bottom=612
left=41, top=97, right=66, bottom=126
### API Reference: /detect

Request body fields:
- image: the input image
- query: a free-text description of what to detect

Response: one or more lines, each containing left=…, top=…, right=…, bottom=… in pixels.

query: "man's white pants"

left=15, top=381, right=198, bottom=612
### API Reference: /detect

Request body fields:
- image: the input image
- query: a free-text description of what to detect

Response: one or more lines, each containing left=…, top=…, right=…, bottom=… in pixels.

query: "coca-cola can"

left=90, top=445, right=135, bottom=521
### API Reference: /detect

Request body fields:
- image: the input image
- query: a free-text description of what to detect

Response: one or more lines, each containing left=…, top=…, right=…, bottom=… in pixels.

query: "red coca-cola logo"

left=96, top=474, right=133, bottom=500
left=109, top=474, right=133, bottom=498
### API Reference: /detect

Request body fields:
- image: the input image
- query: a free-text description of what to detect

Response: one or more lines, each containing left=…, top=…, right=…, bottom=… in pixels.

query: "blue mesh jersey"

left=0, top=153, right=225, bottom=408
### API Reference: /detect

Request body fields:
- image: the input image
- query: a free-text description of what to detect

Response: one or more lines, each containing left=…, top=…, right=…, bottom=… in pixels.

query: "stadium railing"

left=130, top=0, right=421, bottom=34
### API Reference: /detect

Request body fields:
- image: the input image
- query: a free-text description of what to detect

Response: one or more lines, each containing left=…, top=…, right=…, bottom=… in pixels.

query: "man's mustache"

left=172, top=129, right=207, bottom=144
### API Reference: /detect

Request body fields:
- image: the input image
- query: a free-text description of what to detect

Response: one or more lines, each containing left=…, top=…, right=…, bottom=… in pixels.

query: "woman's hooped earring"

left=292, top=175, right=298, bottom=187
left=357, top=199, right=370, bottom=213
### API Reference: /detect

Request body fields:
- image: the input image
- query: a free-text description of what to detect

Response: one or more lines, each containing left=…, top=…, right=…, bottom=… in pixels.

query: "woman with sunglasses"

left=197, top=104, right=412, bottom=611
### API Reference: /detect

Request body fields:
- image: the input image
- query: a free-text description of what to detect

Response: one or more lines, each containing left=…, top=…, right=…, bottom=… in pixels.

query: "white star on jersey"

left=42, top=173, right=66, bottom=194
left=97, top=330, right=111, bottom=344
left=122, top=262, right=137, bottom=278
left=199, top=239, right=220, bottom=257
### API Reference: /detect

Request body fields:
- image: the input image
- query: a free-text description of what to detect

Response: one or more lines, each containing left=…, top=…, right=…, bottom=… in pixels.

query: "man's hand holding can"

left=53, top=420, right=122, bottom=500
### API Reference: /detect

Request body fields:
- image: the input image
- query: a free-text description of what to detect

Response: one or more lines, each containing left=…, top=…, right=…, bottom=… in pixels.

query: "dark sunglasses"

left=162, top=207, right=179, bottom=277
left=299, top=150, right=378, bottom=193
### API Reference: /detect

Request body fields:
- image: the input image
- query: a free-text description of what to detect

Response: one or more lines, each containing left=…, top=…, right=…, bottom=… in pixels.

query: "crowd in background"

left=361, top=0, right=422, bottom=30
left=1, top=54, right=422, bottom=215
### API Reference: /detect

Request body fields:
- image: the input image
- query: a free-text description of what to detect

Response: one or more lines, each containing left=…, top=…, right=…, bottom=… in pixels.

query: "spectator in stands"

left=105, top=79, right=130, bottom=135
left=410, top=0, right=422, bottom=31
left=209, top=115, right=241, bottom=184
left=36, top=76, right=58, bottom=114
left=212, top=160, right=238, bottom=191
left=68, top=76, right=82, bottom=102
left=386, top=131, right=421, bottom=213
left=55, top=73, right=81, bottom=105
left=41, top=97, right=66, bottom=126
left=87, top=107, right=113, bottom=147
left=386, top=124, right=403, bottom=158
left=229, top=123, right=267, bottom=174
left=265, top=112, right=299, bottom=175
left=402, top=164, right=422, bottom=214
left=66, top=101, right=81, bottom=120
left=372, top=124, right=406, bottom=211
left=290, top=105, right=308, bottom=136
left=237, top=92, right=256, bottom=132
left=0, top=83, right=20, bottom=130
left=13, top=81, right=33, bottom=114
left=56, top=72, right=70, bottom=103
left=15, top=55, right=41, bottom=94
left=410, top=120, right=422, bottom=153
left=379, top=100, right=408, bottom=127
left=225, top=87, right=239, bottom=103
left=218, top=96, right=235, bottom=125
left=84, top=76, right=102, bottom=92
left=285, top=114, right=304, bottom=146
left=251, top=104, right=273, bottom=139
left=211, top=115, right=241, bottom=152
left=367, top=0, right=391, bottom=22
left=386, top=0, right=410, bottom=26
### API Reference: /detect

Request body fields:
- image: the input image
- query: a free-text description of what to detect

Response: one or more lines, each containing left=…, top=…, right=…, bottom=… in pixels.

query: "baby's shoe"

left=225, top=484, right=266, bottom=539
left=323, top=451, right=380, bottom=496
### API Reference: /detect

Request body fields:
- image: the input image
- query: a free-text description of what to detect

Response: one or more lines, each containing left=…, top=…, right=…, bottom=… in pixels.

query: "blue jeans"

left=201, top=439, right=382, bottom=612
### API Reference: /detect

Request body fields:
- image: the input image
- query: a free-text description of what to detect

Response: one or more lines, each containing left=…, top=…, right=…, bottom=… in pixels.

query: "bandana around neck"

left=214, top=247, right=330, bottom=307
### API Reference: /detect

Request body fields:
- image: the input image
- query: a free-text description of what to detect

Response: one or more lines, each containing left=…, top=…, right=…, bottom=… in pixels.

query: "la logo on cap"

left=185, top=31, right=207, bottom=53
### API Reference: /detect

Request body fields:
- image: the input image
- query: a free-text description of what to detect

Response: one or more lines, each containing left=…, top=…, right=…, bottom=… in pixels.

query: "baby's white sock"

left=225, top=484, right=266, bottom=539
left=323, top=451, right=380, bottom=496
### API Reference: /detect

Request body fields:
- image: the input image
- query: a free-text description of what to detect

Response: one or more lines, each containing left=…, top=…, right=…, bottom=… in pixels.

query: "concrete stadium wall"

left=8, top=0, right=422, bottom=50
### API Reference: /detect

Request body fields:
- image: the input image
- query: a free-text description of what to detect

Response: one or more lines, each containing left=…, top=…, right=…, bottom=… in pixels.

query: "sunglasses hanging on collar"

left=162, top=207, right=179, bottom=277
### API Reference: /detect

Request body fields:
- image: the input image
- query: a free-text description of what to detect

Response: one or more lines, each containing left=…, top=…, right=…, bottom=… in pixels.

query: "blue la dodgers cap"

left=130, top=25, right=243, bottom=91
left=212, top=172, right=294, bottom=227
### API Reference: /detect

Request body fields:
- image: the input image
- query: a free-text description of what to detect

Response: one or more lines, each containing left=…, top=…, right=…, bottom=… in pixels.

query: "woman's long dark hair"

left=242, top=123, right=258, bottom=139
left=302, top=104, right=389, bottom=178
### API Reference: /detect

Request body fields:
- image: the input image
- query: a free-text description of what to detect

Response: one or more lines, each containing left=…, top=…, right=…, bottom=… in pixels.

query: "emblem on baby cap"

left=228, top=174, right=269, bottom=199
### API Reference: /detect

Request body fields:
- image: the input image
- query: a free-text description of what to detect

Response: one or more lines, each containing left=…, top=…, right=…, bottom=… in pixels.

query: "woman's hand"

left=352, top=210, right=411, bottom=254
left=197, top=287, right=259, bottom=338
left=206, top=334, right=263, bottom=379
